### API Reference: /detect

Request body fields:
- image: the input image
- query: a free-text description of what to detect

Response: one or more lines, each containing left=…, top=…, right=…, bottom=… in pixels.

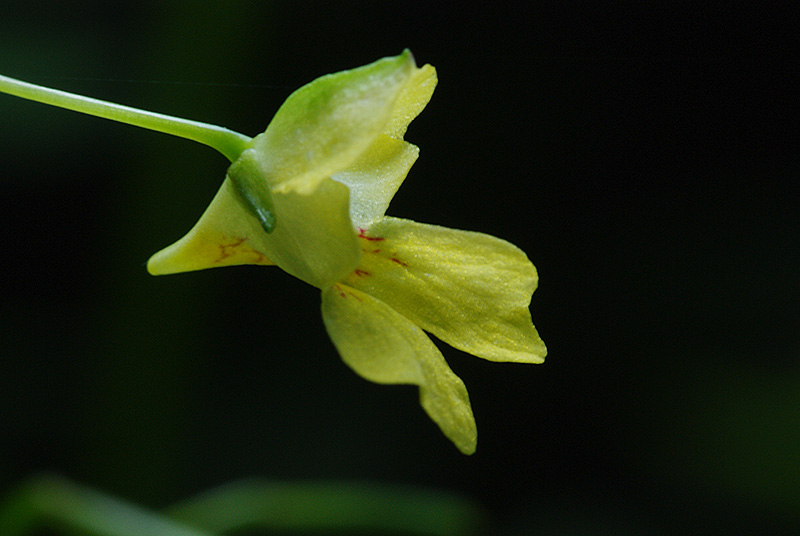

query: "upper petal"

left=343, top=217, right=547, bottom=363
left=251, top=50, right=419, bottom=195
left=330, top=63, right=437, bottom=228
left=321, top=283, right=477, bottom=455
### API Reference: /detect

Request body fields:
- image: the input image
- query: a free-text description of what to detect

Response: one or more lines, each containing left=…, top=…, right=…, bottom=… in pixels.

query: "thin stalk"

left=0, top=74, right=251, bottom=162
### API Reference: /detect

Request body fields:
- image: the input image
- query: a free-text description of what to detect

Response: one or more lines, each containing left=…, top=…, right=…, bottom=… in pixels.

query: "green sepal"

left=228, top=151, right=276, bottom=233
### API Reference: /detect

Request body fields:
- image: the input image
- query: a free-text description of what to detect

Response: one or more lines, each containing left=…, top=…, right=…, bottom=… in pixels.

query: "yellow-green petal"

left=321, top=284, right=477, bottom=454
left=251, top=50, right=417, bottom=195
left=343, top=217, right=547, bottom=363
left=329, top=63, right=437, bottom=228
left=332, top=134, right=419, bottom=228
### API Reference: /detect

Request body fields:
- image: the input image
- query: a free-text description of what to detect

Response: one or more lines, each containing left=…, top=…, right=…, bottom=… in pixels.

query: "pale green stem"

left=0, top=74, right=251, bottom=162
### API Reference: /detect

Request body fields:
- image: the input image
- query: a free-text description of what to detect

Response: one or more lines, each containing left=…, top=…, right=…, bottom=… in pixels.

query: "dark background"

left=2, top=2, right=798, bottom=534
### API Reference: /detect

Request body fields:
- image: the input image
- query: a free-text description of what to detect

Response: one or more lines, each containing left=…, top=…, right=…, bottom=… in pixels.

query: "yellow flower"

left=146, top=51, right=546, bottom=454
left=1, top=50, right=545, bottom=454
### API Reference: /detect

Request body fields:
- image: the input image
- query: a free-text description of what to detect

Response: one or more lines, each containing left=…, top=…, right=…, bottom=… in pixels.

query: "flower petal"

left=149, top=150, right=361, bottom=289
left=330, top=63, right=437, bottom=228
left=332, top=135, right=419, bottom=228
left=321, top=284, right=477, bottom=454
left=332, top=65, right=436, bottom=228
left=343, top=217, right=547, bottom=363
left=251, top=51, right=418, bottom=195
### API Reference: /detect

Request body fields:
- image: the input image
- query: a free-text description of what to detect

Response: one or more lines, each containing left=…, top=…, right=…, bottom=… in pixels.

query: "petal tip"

left=457, top=434, right=478, bottom=456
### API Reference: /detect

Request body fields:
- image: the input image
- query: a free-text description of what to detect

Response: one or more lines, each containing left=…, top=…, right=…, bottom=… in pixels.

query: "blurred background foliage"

left=1, top=2, right=798, bottom=534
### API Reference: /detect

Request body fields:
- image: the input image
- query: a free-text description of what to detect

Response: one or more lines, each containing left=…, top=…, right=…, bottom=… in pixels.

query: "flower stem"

left=0, top=74, right=251, bottom=162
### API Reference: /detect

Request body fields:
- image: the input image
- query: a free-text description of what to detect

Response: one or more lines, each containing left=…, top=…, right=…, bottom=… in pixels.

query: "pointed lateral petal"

left=147, top=177, right=274, bottom=275
left=252, top=51, right=417, bottom=195
left=321, top=284, right=477, bottom=454
left=332, top=134, right=419, bottom=228
left=343, top=217, right=547, bottom=363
